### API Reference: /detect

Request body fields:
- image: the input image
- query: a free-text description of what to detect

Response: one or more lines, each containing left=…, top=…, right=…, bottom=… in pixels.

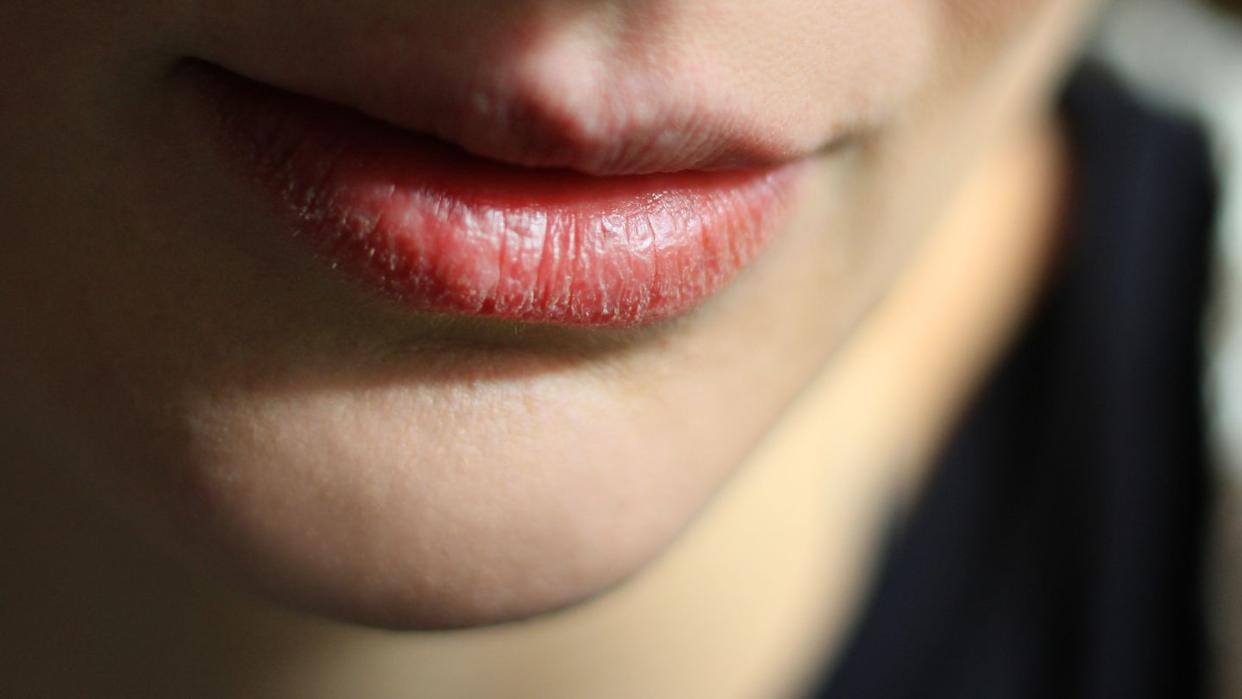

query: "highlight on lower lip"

left=206, top=69, right=806, bottom=326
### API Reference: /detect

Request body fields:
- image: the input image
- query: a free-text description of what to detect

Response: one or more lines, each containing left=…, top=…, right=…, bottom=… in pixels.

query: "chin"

left=146, top=370, right=732, bottom=630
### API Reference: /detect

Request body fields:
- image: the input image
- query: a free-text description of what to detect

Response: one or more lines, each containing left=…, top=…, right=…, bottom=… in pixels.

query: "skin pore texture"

left=0, top=0, right=1097, bottom=697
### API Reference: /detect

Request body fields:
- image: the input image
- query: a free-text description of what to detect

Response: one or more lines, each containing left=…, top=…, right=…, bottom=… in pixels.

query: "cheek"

left=699, top=0, right=1053, bottom=152
left=687, top=0, right=942, bottom=147
left=939, top=0, right=1058, bottom=41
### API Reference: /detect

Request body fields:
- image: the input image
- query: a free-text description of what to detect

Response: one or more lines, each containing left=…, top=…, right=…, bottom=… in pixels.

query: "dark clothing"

left=811, top=64, right=1219, bottom=698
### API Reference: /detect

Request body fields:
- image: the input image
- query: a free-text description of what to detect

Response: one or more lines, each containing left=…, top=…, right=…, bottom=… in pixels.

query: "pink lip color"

left=207, top=70, right=806, bottom=326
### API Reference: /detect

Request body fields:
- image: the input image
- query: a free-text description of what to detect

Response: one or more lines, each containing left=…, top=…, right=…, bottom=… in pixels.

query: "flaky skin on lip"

left=206, top=65, right=806, bottom=326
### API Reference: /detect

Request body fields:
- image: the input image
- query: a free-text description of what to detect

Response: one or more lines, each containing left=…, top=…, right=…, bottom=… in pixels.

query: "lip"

left=199, top=66, right=808, bottom=326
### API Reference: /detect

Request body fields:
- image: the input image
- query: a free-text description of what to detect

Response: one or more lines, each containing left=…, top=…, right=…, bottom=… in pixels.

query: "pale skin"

left=1, top=0, right=1098, bottom=697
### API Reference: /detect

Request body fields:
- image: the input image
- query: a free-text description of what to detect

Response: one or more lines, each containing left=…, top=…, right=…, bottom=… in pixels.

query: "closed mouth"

left=194, top=63, right=811, bottom=326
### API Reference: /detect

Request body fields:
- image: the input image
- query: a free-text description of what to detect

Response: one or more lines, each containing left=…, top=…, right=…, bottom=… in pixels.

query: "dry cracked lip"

left=200, top=65, right=810, bottom=326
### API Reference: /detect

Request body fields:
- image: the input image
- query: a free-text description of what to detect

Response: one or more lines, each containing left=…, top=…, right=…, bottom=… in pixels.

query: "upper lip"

left=192, top=59, right=808, bottom=177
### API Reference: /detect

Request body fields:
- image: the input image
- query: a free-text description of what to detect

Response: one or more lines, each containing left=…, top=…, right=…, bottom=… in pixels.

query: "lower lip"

left=205, top=71, right=807, bottom=326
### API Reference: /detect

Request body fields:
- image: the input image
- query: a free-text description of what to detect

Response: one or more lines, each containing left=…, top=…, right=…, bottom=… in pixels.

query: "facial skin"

left=0, top=0, right=1096, bottom=638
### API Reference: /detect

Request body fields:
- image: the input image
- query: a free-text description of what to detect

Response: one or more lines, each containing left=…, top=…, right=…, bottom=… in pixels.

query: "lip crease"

left=201, top=66, right=809, bottom=326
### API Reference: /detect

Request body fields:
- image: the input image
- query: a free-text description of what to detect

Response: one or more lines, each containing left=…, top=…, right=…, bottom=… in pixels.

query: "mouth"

left=195, top=64, right=810, bottom=327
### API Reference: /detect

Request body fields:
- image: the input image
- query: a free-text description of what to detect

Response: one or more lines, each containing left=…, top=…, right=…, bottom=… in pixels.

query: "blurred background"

left=1098, top=0, right=1242, bottom=472
left=1092, top=0, right=1242, bottom=692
